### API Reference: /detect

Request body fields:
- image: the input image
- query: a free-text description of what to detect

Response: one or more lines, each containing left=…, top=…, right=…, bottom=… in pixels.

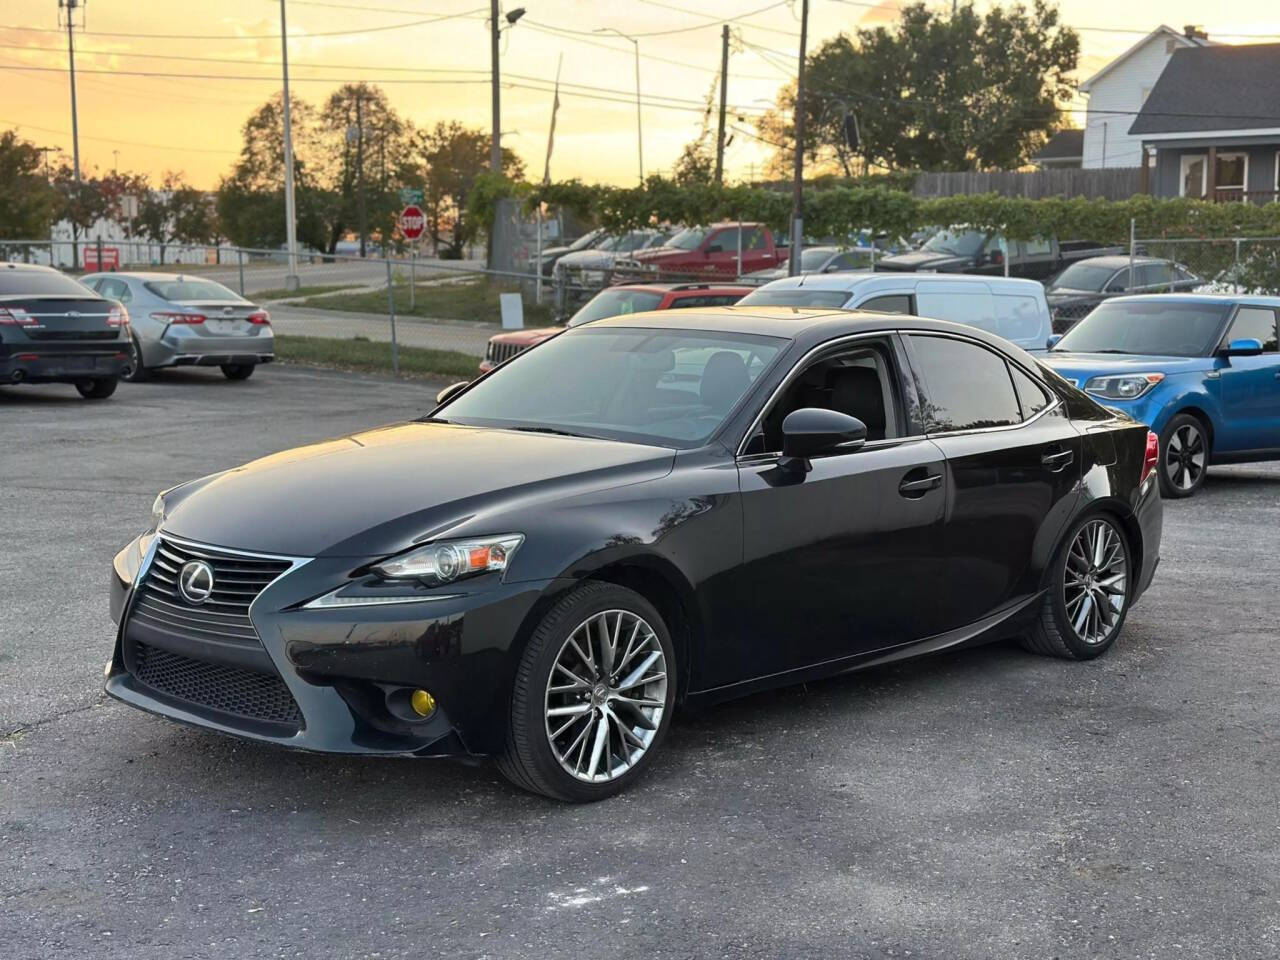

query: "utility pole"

left=714, top=24, right=729, bottom=185
left=111, top=149, right=119, bottom=172
left=788, top=0, right=809, bottom=277
left=595, top=28, right=643, bottom=184
left=355, top=92, right=368, bottom=257
left=278, top=0, right=300, bottom=291
left=490, top=0, right=501, bottom=173
left=59, top=0, right=82, bottom=184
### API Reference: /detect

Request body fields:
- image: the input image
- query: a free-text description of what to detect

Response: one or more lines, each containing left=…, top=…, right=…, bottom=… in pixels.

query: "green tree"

left=757, top=1, right=1079, bottom=174
left=53, top=163, right=110, bottom=269
left=417, top=121, right=524, bottom=258
left=0, top=130, right=58, bottom=246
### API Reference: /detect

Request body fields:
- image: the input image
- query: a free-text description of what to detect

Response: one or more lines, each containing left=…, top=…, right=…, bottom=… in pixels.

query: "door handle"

left=898, top=473, right=942, bottom=496
left=1041, top=448, right=1074, bottom=472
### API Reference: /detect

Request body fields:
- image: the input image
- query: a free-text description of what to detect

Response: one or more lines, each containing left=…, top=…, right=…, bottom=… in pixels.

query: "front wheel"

left=75, top=377, right=118, bottom=400
left=497, top=581, right=676, bottom=802
left=1021, top=513, right=1131, bottom=660
left=1159, top=413, right=1209, bottom=498
left=220, top=363, right=255, bottom=381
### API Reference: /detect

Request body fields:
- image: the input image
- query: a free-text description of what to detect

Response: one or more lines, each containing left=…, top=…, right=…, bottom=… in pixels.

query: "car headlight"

left=372, top=534, right=523, bottom=586
left=1082, top=373, right=1164, bottom=400
left=150, top=493, right=166, bottom=531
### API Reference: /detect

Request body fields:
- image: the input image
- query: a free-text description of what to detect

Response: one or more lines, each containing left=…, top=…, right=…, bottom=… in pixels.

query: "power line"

left=526, top=0, right=797, bottom=39
left=1, top=117, right=240, bottom=155
left=636, top=0, right=801, bottom=39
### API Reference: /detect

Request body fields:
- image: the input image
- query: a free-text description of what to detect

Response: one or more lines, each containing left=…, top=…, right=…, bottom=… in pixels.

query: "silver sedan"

left=80, top=272, right=274, bottom=382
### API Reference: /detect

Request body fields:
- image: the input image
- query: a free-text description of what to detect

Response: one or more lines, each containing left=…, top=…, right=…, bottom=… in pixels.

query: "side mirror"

left=779, top=408, right=867, bottom=473
left=704, top=244, right=723, bottom=255
left=1046, top=334, right=1063, bottom=350
left=435, top=381, right=469, bottom=405
left=1221, top=337, right=1264, bottom=357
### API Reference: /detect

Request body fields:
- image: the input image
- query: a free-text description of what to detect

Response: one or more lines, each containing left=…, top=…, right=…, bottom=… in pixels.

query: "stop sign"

left=399, top=204, right=426, bottom=240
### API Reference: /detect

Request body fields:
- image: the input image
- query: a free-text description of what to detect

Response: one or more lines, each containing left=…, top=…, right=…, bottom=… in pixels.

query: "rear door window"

left=858, top=294, right=912, bottom=314
left=908, top=335, right=1022, bottom=432
left=1009, top=364, right=1053, bottom=419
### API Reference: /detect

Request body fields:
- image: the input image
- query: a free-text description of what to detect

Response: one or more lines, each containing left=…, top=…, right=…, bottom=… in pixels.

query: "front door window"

left=1180, top=155, right=1206, bottom=198
left=1215, top=152, right=1248, bottom=202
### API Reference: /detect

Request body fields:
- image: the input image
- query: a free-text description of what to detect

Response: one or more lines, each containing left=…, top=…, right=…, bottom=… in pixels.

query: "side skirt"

left=685, top=591, right=1045, bottom=709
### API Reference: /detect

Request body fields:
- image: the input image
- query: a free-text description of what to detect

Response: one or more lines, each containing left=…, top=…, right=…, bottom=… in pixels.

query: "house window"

left=1216, top=152, right=1248, bottom=201
left=1180, top=155, right=1206, bottom=198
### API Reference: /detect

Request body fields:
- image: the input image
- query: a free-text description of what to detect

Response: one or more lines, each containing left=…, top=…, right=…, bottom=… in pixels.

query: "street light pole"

left=788, top=0, right=809, bottom=277
left=278, top=0, right=300, bottom=291
left=596, top=28, right=643, bottom=184
left=60, top=0, right=81, bottom=183
left=490, top=0, right=501, bottom=173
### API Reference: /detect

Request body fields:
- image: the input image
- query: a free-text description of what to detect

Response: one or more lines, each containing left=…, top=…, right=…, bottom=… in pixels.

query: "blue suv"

left=1044, top=295, right=1280, bottom=498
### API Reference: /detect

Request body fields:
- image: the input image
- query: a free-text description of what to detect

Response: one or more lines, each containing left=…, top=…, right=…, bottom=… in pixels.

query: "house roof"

left=1128, top=42, right=1280, bottom=136
left=1034, top=129, right=1084, bottom=162
left=1079, top=25, right=1209, bottom=94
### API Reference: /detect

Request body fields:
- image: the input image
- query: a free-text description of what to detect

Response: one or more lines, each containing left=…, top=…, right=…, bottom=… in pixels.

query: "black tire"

left=220, top=363, right=255, bottom=381
left=1158, top=412, right=1210, bottom=499
left=497, top=581, right=677, bottom=802
left=1021, top=512, right=1132, bottom=661
left=121, top=333, right=151, bottom=382
left=75, top=377, right=118, bottom=400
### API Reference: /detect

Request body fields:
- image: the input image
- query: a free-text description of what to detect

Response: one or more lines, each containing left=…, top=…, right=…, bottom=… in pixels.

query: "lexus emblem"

left=178, top=560, right=215, bottom=605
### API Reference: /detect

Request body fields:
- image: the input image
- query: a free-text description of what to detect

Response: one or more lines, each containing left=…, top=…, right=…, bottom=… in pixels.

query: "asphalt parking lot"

left=2, top=365, right=1278, bottom=960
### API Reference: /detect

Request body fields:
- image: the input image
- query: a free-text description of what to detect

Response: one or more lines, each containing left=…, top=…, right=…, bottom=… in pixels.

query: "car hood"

left=874, top=250, right=969, bottom=272
left=160, top=422, right=676, bottom=558
left=629, top=246, right=691, bottom=263
left=1045, top=287, right=1099, bottom=302
left=558, top=250, right=622, bottom=268
left=490, top=326, right=563, bottom=346
left=1042, top=352, right=1210, bottom=385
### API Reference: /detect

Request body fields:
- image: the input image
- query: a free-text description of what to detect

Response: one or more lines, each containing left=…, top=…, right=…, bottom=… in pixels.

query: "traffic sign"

left=398, top=187, right=424, bottom=206
left=399, top=204, right=426, bottom=240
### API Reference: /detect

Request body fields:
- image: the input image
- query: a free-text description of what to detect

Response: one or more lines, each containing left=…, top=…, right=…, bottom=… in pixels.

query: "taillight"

left=247, top=310, right=270, bottom=325
left=106, top=305, right=129, bottom=327
left=151, top=311, right=205, bottom=325
left=0, top=307, right=35, bottom=326
left=1140, top=430, right=1159, bottom=486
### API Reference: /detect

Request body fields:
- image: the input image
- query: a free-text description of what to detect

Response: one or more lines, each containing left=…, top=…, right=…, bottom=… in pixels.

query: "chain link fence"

left=0, top=238, right=568, bottom=380
left=1134, top=237, right=1280, bottom=296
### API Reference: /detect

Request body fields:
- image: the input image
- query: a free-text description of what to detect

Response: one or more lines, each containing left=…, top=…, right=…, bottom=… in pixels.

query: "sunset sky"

left=3, top=0, right=1279, bottom=188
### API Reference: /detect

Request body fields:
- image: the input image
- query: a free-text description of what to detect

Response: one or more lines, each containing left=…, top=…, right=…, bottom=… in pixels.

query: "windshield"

left=143, top=278, right=245, bottom=302
left=0, top=270, right=98, bottom=297
left=1050, top=263, right=1117, bottom=292
left=666, top=228, right=709, bottom=251
left=567, top=289, right=665, bottom=327
left=800, top=248, right=836, bottom=271
left=567, top=229, right=603, bottom=252
left=922, top=229, right=988, bottom=257
left=439, top=327, right=785, bottom=448
left=737, top=288, right=852, bottom=309
left=1054, top=300, right=1228, bottom=357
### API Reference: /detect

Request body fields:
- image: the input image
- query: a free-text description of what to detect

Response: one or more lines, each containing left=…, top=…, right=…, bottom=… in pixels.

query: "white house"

left=1079, top=25, right=1212, bottom=169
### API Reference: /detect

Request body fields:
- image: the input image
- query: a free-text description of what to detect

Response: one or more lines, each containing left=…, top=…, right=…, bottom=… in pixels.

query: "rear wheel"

left=220, top=363, right=255, bottom=381
left=75, top=377, right=118, bottom=400
left=1021, top=513, right=1131, bottom=660
left=497, top=581, right=676, bottom=802
left=120, top=333, right=151, bottom=382
left=1159, top=413, right=1209, bottom=498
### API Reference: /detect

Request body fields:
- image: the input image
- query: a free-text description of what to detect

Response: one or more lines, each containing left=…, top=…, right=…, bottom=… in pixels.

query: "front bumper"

left=106, top=533, right=559, bottom=757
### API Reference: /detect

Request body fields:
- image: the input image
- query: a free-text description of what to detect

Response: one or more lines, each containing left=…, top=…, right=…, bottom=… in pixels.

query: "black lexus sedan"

left=107, top=307, right=1163, bottom=801
left=0, top=262, right=130, bottom=398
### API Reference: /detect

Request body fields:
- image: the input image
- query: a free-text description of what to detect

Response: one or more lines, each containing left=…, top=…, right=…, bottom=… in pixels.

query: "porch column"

left=1139, top=145, right=1150, bottom=195
left=1206, top=145, right=1217, bottom=200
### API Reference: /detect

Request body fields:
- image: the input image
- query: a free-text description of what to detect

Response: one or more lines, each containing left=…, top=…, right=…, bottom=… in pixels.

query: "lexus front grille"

left=132, top=642, right=303, bottom=729
left=131, top=538, right=291, bottom=647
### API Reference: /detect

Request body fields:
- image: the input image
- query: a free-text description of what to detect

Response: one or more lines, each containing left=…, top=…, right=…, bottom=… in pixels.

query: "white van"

left=737, top=272, right=1055, bottom=353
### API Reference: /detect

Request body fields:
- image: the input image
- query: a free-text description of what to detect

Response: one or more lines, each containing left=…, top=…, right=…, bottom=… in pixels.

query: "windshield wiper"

left=1088, top=349, right=1131, bottom=354
left=508, top=425, right=595, bottom=439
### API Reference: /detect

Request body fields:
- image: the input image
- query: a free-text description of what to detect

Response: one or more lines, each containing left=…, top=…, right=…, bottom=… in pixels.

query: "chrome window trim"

left=733, top=330, right=901, bottom=459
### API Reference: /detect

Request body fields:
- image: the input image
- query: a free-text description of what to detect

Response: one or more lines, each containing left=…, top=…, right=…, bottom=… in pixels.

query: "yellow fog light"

left=410, top=689, right=436, bottom=717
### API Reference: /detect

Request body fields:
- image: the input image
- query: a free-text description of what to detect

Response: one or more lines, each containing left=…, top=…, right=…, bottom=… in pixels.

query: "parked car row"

left=0, top=263, right=273, bottom=400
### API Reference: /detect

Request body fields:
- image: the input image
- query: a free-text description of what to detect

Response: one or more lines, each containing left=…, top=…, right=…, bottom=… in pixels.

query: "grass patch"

left=297, top=277, right=555, bottom=326
left=253, top=284, right=352, bottom=300
left=274, top=334, right=478, bottom=380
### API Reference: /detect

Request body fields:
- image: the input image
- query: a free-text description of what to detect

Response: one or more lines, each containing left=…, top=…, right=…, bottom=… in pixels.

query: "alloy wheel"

left=1063, top=519, right=1128, bottom=646
left=1164, top=423, right=1205, bottom=493
left=544, top=609, right=668, bottom=783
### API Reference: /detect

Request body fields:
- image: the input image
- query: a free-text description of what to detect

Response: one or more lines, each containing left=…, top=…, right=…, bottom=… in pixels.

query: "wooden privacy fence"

left=912, top=168, right=1143, bottom=201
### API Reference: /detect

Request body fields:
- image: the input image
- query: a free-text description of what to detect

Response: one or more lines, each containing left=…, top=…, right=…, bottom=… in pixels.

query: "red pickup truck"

left=623, top=223, right=785, bottom=279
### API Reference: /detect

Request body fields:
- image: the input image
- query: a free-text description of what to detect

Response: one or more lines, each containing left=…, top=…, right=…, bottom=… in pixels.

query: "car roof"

left=754, top=271, right=1045, bottom=294
left=104, top=272, right=227, bottom=282
left=616, top=282, right=752, bottom=295
left=1, top=262, right=60, bottom=274
left=1100, top=293, right=1280, bottom=307
left=1069, top=255, right=1169, bottom=269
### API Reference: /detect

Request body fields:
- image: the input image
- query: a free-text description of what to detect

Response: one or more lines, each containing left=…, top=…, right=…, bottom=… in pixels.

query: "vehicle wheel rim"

left=1165, top=424, right=1205, bottom=491
left=544, top=609, right=668, bottom=784
left=1063, top=519, right=1128, bottom=646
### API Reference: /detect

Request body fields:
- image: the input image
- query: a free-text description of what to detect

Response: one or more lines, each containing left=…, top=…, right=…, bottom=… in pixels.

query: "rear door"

left=1216, top=305, right=1280, bottom=453
left=904, top=333, right=1082, bottom=629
